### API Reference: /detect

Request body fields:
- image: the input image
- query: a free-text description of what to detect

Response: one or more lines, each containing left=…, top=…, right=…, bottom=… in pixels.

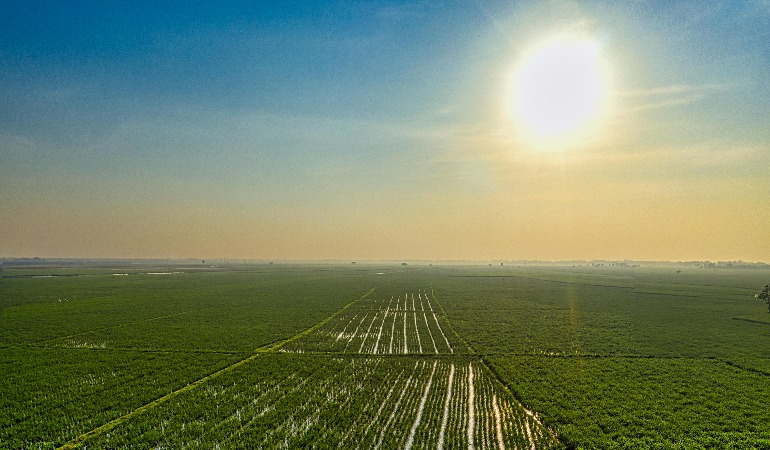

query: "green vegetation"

left=435, top=266, right=770, bottom=448
left=81, top=355, right=553, bottom=449
left=757, top=284, right=770, bottom=313
left=0, top=347, right=241, bottom=448
left=491, top=356, right=770, bottom=448
left=1, top=262, right=769, bottom=448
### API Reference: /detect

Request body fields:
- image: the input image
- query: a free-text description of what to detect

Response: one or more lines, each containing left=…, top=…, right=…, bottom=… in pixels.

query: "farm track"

left=279, top=287, right=558, bottom=448
left=55, top=283, right=559, bottom=449
left=7, top=266, right=766, bottom=449
left=56, top=285, right=384, bottom=450
left=57, top=351, right=267, bottom=449
left=58, top=276, right=768, bottom=449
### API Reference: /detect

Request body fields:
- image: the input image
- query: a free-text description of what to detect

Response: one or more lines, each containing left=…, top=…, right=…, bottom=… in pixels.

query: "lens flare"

left=511, top=34, right=611, bottom=150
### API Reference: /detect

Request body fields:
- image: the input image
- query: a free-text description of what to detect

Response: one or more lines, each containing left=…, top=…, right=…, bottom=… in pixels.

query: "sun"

left=511, top=34, right=611, bottom=150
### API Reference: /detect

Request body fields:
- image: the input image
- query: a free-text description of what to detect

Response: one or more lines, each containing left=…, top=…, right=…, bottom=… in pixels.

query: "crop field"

left=78, top=355, right=553, bottom=449
left=282, top=289, right=459, bottom=354
left=2, top=262, right=770, bottom=448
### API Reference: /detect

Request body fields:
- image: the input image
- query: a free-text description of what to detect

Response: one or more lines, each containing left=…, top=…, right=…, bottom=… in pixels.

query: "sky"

left=1, top=0, right=769, bottom=262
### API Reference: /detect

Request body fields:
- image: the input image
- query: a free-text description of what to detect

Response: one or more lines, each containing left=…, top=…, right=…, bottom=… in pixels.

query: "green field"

left=2, top=263, right=769, bottom=448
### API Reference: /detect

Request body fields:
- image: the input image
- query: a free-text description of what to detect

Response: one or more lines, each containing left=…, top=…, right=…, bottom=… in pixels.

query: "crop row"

left=0, top=347, right=241, bottom=449
left=435, top=269, right=770, bottom=359
left=284, top=289, right=459, bottom=354
left=1, top=269, right=378, bottom=352
left=488, top=355, right=770, bottom=448
left=82, top=354, right=557, bottom=449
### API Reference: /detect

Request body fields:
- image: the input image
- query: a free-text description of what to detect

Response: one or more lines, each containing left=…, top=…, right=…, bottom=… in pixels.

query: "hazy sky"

left=2, top=1, right=769, bottom=261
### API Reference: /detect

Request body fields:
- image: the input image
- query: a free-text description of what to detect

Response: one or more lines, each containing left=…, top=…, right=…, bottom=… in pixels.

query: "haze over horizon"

left=2, top=1, right=769, bottom=262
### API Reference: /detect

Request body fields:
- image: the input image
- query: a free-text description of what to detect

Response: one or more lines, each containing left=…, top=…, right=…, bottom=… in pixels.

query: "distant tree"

left=756, top=284, right=770, bottom=313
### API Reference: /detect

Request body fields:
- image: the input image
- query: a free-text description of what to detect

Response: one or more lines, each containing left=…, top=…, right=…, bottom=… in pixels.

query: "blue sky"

left=2, top=1, right=769, bottom=261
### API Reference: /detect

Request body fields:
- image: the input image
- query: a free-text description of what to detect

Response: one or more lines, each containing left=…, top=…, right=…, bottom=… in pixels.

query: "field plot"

left=4, top=263, right=770, bottom=448
left=0, top=346, right=241, bottom=449
left=436, top=268, right=770, bottom=358
left=435, top=266, right=770, bottom=448
left=491, top=355, right=770, bottom=448
left=1, top=268, right=378, bottom=352
left=283, top=288, right=461, bottom=354
left=82, top=354, right=556, bottom=449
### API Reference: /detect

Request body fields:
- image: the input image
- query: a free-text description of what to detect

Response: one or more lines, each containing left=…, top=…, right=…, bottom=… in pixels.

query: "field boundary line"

left=57, top=351, right=265, bottom=450
left=56, top=283, right=385, bottom=449
left=478, top=354, right=561, bottom=446
left=718, top=358, right=770, bottom=377
left=263, top=283, right=386, bottom=352
left=430, top=285, right=560, bottom=447
left=731, top=317, right=770, bottom=326
left=430, top=286, right=473, bottom=354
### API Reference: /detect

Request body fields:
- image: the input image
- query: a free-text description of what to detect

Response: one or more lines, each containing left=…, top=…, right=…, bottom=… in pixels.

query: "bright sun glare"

left=511, top=34, right=610, bottom=150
